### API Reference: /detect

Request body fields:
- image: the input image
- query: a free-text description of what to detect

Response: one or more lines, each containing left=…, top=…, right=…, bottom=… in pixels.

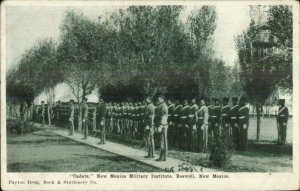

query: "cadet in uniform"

left=144, top=97, right=156, bottom=158
left=69, top=99, right=75, bottom=135
left=238, top=97, right=249, bottom=150
left=210, top=98, right=221, bottom=138
left=119, top=103, right=123, bottom=135
left=221, top=97, right=230, bottom=137
left=97, top=98, right=106, bottom=144
left=56, top=101, right=61, bottom=125
left=82, top=98, right=89, bottom=139
left=128, top=102, right=133, bottom=138
left=155, top=94, right=168, bottom=161
left=111, top=103, right=116, bottom=134
left=207, top=99, right=215, bottom=139
left=230, top=96, right=240, bottom=149
left=180, top=99, right=189, bottom=149
left=138, top=102, right=145, bottom=140
left=277, top=99, right=289, bottom=145
left=188, top=98, right=198, bottom=151
left=105, top=102, right=112, bottom=134
left=173, top=100, right=182, bottom=148
left=167, top=99, right=175, bottom=147
left=196, top=99, right=209, bottom=152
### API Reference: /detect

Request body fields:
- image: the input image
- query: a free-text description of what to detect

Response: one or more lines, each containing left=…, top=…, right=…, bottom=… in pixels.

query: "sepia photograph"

left=1, top=0, right=299, bottom=190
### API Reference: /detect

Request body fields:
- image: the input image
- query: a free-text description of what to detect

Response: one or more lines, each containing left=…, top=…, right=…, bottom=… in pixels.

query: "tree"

left=235, top=5, right=292, bottom=141
left=7, top=38, right=62, bottom=122
left=57, top=11, right=117, bottom=102
left=188, top=6, right=218, bottom=99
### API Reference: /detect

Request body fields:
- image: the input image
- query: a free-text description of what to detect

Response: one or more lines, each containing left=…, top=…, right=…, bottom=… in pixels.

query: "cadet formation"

left=11, top=95, right=289, bottom=161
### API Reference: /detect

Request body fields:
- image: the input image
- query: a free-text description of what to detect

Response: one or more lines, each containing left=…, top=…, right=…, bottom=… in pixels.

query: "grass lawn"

left=107, top=117, right=293, bottom=172
left=6, top=117, right=293, bottom=172
left=7, top=129, right=160, bottom=172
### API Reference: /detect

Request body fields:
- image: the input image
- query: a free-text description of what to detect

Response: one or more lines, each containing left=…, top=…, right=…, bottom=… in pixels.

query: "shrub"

left=7, top=119, right=39, bottom=136
left=208, top=133, right=232, bottom=168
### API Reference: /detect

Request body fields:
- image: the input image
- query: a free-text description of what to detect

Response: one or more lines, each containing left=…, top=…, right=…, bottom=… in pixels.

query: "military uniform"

left=211, top=104, right=221, bottom=138
left=197, top=104, right=209, bottom=152
left=97, top=101, right=106, bottom=144
left=156, top=101, right=168, bottom=161
left=41, top=103, right=46, bottom=126
left=69, top=102, right=75, bottom=135
left=145, top=102, right=156, bottom=158
left=277, top=103, right=289, bottom=145
left=207, top=103, right=214, bottom=138
left=82, top=101, right=89, bottom=139
left=167, top=103, right=175, bottom=146
left=229, top=103, right=240, bottom=149
left=111, top=104, right=116, bottom=133
left=119, top=104, right=124, bottom=136
left=173, top=104, right=183, bottom=148
left=138, top=103, right=145, bottom=140
left=105, top=104, right=112, bottom=134
left=179, top=104, right=189, bottom=149
left=56, top=101, right=61, bottom=125
left=187, top=103, right=198, bottom=150
left=221, top=104, right=230, bottom=137
left=238, top=104, right=249, bottom=150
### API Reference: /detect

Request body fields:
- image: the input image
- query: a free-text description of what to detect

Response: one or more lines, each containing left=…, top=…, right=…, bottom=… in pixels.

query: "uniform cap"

left=213, top=98, right=219, bottom=102
left=70, top=99, right=74, bottom=102
left=279, top=99, right=285, bottom=104
left=223, top=97, right=229, bottom=102
left=240, top=96, right=247, bottom=102
left=156, top=93, right=165, bottom=99
left=232, top=96, right=238, bottom=102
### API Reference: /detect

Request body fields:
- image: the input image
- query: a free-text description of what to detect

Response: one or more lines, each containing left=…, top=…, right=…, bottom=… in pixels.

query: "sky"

left=6, top=5, right=251, bottom=102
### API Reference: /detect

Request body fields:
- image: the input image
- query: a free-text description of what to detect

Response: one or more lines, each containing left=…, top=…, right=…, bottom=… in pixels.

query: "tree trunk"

left=256, top=102, right=261, bottom=142
left=78, top=104, right=82, bottom=132
left=47, top=106, right=51, bottom=125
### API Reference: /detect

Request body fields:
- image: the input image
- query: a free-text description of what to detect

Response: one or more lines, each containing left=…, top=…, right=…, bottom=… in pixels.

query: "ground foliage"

left=7, top=119, right=39, bottom=136
left=208, top=134, right=233, bottom=168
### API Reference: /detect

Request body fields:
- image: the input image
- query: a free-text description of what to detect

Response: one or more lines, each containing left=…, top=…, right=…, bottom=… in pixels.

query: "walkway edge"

left=51, top=129, right=217, bottom=172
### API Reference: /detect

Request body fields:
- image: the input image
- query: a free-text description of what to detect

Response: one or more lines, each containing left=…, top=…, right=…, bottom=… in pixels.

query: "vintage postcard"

left=1, top=0, right=299, bottom=190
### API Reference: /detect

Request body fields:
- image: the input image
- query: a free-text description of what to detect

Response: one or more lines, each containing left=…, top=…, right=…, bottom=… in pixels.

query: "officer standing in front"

left=277, top=99, right=289, bottom=145
left=156, top=94, right=169, bottom=161
left=82, top=98, right=89, bottom=139
left=197, top=98, right=209, bottom=152
left=144, top=97, right=156, bottom=158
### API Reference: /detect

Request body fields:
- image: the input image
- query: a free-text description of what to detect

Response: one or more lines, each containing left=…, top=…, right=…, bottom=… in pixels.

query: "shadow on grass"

left=8, top=162, right=52, bottom=172
left=7, top=138, right=82, bottom=145
left=232, top=140, right=292, bottom=157
left=73, top=153, right=135, bottom=162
